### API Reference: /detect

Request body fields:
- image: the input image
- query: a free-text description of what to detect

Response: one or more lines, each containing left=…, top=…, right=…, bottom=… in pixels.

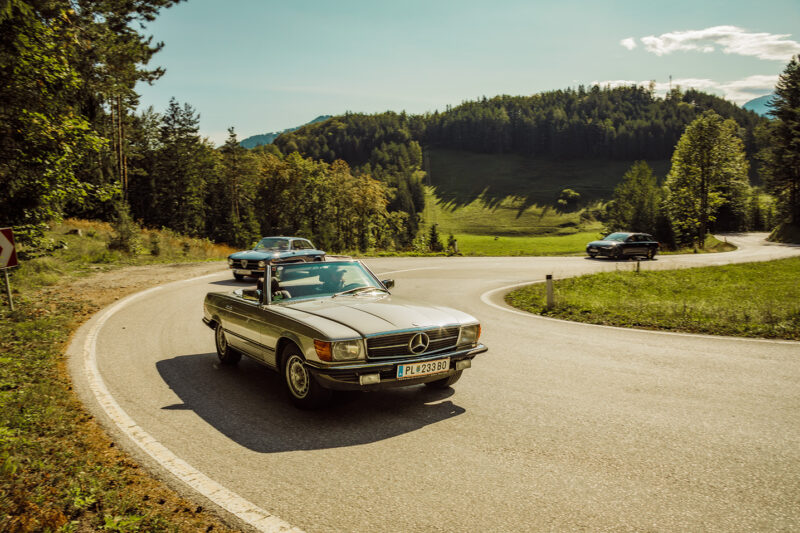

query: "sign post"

left=1, top=228, right=19, bottom=311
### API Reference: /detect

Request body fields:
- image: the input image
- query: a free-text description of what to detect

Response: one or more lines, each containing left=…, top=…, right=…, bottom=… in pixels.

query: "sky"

left=134, top=0, right=800, bottom=146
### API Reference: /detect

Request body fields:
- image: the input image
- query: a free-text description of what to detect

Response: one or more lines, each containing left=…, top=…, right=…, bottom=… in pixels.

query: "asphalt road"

left=69, top=234, right=800, bottom=532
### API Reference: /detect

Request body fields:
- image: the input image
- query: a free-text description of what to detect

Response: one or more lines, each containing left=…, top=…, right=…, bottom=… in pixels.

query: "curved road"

left=69, top=234, right=800, bottom=532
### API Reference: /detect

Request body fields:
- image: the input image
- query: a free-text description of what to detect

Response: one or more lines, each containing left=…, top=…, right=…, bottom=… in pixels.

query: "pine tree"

left=150, top=99, right=212, bottom=236
left=428, top=224, right=443, bottom=252
left=762, top=56, right=800, bottom=227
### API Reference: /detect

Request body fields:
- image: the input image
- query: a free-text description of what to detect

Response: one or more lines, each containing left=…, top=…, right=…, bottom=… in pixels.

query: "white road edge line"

left=82, top=272, right=304, bottom=533
left=480, top=280, right=800, bottom=345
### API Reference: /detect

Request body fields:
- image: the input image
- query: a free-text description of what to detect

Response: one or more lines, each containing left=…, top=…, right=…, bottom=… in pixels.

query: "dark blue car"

left=228, top=236, right=326, bottom=280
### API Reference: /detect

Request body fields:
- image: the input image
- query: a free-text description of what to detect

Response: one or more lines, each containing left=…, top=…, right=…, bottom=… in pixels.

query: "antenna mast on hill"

left=669, top=75, right=672, bottom=92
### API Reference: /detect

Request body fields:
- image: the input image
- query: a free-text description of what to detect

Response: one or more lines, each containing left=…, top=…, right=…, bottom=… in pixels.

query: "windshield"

left=270, top=261, right=386, bottom=302
left=603, top=233, right=629, bottom=242
left=254, top=237, right=290, bottom=251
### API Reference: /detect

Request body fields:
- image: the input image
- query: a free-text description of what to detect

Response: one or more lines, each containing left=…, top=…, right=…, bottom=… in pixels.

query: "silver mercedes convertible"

left=203, top=260, right=487, bottom=409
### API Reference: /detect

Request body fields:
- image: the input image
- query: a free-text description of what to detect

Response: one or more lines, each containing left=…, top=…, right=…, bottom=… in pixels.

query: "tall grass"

left=505, top=258, right=800, bottom=339
left=10, top=220, right=235, bottom=293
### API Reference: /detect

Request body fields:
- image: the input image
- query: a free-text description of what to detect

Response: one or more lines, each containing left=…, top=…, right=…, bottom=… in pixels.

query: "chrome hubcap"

left=286, top=355, right=308, bottom=398
left=216, top=326, right=226, bottom=351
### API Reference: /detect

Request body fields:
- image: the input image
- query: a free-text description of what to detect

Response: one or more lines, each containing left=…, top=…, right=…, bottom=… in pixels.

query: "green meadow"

left=505, top=258, right=800, bottom=339
left=426, top=148, right=669, bottom=210
left=418, top=148, right=669, bottom=254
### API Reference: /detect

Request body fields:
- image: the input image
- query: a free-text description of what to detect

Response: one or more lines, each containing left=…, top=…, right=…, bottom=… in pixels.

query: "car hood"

left=280, top=294, right=477, bottom=338
left=229, top=250, right=283, bottom=260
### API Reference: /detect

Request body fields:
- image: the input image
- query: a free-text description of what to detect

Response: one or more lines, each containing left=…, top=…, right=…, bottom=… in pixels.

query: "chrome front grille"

left=236, top=259, right=259, bottom=270
left=366, top=326, right=460, bottom=359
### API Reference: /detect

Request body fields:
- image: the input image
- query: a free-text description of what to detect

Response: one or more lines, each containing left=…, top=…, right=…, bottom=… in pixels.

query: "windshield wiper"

left=333, top=286, right=388, bottom=297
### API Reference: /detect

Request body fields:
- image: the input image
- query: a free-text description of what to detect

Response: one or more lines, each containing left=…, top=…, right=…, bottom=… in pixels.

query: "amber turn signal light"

left=314, top=340, right=332, bottom=361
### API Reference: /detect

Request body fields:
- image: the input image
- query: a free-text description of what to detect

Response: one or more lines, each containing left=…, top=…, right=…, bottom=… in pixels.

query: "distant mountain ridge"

left=240, top=115, right=332, bottom=149
left=743, top=94, right=774, bottom=117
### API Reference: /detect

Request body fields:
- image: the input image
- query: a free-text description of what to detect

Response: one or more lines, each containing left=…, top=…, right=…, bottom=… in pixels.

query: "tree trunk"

left=119, top=97, right=128, bottom=201
left=699, top=171, right=708, bottom=247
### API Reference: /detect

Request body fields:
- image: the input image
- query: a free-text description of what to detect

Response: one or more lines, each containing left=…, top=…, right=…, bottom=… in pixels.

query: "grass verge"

left=505, top=257, right=800, bottom=340
left=1, top=221, right=235, bottom=532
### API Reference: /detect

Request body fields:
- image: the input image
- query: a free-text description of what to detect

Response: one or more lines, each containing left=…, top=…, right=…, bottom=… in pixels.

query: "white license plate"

left=397, top=358, right=450, bottom=379
left=233, top=269, right=254, bottom=275
left=588, top=247, right=598, bottom=252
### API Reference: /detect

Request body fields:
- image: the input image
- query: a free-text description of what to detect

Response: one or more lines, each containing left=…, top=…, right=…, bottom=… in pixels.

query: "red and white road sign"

left=0, top=228, right=18, bottom=269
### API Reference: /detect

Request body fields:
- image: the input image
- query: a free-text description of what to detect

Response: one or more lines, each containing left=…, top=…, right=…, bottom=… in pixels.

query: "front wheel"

left=282, top=346, right=332, bottom=409
left=233, top=273, right=245, bottom=281
left=647, top=248, right=656, bottom=260
left=424, top=370, right=463, bottom=389
left=215, top=324, right=241, bottom=365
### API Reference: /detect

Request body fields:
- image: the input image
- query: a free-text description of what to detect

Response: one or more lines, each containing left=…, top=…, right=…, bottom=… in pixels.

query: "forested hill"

left=274, top=86, right=766, bottom=167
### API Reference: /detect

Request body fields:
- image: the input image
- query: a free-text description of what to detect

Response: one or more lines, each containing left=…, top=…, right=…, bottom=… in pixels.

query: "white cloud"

left=634, top=26, right=800, bottom=61
left=620, top=37, right=637, bottom=50
left=592, top=74, right=778, bottom=104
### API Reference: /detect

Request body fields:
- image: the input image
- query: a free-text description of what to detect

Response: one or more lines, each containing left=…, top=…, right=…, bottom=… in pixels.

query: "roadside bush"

left=107, top=205, right=142, bottom=255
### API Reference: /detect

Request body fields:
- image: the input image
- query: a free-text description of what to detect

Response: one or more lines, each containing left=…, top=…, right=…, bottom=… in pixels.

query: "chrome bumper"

left=307, top=344, right=488, bottom=391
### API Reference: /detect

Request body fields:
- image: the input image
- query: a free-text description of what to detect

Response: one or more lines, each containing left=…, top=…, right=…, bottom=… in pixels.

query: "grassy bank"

left=422, top=185, right=604, bottom=238
left=505, top=257, right=800, bottom=340
left=1, top=221, right=235, bottom=532
left=449, top=232, right=602, bottom=256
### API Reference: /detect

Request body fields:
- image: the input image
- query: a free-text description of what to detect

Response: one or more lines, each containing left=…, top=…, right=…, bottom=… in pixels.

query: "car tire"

left=588, top=252, right=597, bottom=259
left=233, top=273, right=245, bottom=281
left=614, top=248, right=625, bottom=260
left=215, top=323, right=241, bottom=365
left=647, top=248, right=656, bottom=260
left=282, top=345, right=332, bottom=409
left=424, top=370, right=463, bottom=389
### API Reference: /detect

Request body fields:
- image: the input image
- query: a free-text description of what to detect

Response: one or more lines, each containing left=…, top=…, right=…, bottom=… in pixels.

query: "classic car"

left=586, top=232, right=659, bottom=260
left=203, top=260, right=487, bottom=409
left=227, top=236, right=325, bottom=280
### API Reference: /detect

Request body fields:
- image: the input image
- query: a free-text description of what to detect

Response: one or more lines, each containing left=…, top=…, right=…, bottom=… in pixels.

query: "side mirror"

left=381, top=279, right=395, bottom=289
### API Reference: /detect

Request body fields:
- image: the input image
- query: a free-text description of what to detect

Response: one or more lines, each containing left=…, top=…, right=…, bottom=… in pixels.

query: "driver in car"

left=324, top=267, right=346, bottom=292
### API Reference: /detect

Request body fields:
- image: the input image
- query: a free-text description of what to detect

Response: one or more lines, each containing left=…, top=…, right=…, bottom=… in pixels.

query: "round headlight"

left=227, top=258, right=234, bottom=266
left=332, top=340, right=362, bottom=361
left=258, top=260, right=266, bottom=268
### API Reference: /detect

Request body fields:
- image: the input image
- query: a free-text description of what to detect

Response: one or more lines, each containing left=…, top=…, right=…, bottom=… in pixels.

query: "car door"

left=222, top=292, right=273, bottom=361
left=630, top=234, right=648, bottom=256
left=247, top=306, right=284, bottom=368
left=622, top=235, right=637, bottom=256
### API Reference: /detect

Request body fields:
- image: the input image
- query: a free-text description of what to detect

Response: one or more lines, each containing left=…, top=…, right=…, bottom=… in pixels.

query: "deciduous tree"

left=664, top=111, right=749, bottom=246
